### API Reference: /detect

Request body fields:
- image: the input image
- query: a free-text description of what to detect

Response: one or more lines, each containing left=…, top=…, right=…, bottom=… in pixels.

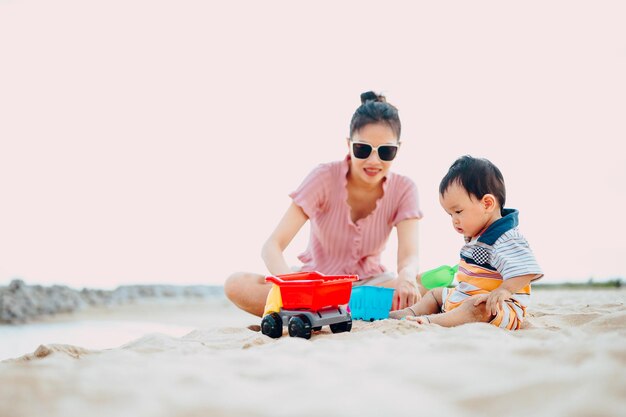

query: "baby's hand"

left=480, top=288, right=512, bottom=316
left=472, top=293, right=490, bottom=308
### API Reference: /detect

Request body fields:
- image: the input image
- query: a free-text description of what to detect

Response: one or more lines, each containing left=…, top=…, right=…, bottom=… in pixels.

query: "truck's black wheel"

left=261, top=312, right=283, bottom=338
left=330, top=315, right=352, bottom=333
left=288, top=315, right=312, bottom=339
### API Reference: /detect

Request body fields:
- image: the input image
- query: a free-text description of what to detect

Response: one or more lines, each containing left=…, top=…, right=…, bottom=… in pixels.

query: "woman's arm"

left=261, top=202, right=309, bottom=276
left=394, top=218, right=422, bottom=309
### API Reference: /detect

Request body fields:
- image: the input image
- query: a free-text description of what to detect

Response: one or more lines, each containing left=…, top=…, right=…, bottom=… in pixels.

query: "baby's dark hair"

left=349, top=91, right=401, bottom=139
left=439, top=155, right=506, bottom=213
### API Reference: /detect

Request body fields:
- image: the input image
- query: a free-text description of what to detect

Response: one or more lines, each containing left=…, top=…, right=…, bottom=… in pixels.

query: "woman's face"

left=347, top=123, right=399, bottom=186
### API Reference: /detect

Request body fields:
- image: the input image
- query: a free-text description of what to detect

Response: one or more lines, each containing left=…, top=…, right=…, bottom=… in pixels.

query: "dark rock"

left=0, top=280, right=224, bottom=324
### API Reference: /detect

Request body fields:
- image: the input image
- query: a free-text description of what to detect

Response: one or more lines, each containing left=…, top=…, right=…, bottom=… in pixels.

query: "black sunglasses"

left=350, top=141, right=400, bottom=161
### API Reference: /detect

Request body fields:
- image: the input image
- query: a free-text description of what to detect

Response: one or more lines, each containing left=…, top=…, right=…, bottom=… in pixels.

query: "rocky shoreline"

left=0, top=279, right=224, bottom=324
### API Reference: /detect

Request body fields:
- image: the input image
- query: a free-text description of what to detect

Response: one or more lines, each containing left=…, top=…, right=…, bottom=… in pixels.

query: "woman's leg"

left=388, top=288, right=444, bottom=319
left=224, top=272, right=272, bottom=317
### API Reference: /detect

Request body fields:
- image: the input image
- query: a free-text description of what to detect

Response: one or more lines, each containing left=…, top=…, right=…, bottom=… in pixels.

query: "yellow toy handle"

left=263, top=284, right=283, bottom=317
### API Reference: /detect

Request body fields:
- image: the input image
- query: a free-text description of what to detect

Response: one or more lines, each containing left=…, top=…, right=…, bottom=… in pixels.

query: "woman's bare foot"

left=389, top=306, right=418, bottom=319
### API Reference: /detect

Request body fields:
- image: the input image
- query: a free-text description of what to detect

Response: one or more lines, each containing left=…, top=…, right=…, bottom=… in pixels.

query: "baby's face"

left=439, top=182, right=492, bottom=239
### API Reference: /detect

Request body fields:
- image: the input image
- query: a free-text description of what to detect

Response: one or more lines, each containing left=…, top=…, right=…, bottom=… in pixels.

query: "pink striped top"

left=289, top=157, right=423, bottom=280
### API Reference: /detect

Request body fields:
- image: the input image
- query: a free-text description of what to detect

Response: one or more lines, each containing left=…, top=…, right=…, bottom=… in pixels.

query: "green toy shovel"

left=420, top=264, right=458, bottom=289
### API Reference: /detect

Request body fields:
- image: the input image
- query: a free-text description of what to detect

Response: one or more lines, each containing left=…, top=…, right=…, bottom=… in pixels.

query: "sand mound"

left=1, top=289, right=624, bottom=417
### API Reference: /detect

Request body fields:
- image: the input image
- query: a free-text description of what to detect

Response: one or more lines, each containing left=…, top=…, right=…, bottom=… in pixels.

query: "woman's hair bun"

left=360, top=91, right=386, bottom=104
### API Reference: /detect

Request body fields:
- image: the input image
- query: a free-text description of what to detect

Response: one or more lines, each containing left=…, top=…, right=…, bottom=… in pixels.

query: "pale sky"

left=1, top=0, right=625, bottom=289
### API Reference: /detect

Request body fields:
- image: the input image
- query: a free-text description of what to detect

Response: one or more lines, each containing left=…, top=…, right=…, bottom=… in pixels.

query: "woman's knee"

left=224, top=272, right=247, bottom=302
left=224, top=272, right=264, bottom=302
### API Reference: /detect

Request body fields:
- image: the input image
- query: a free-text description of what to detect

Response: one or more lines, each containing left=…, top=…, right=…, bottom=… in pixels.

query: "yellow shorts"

left=442, top=287, right=526, bottom=330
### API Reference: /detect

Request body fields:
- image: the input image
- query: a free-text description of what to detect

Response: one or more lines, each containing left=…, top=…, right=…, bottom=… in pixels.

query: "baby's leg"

left=389, top=288, right=443, bottom=319
left=413, top=297, right=492, bottom=327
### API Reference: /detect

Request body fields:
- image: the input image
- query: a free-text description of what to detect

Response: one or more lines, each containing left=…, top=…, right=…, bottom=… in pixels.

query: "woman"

left=225, top=91, right=425, bottom=317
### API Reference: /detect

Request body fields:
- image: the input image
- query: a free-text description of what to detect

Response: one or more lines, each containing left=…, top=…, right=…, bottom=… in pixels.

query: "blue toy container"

left=349, top=286, right=394, bottom=321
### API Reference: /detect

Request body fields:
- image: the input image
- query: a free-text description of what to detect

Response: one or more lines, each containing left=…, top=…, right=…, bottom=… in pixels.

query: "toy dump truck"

left=261, top=272, right=357, bottom=339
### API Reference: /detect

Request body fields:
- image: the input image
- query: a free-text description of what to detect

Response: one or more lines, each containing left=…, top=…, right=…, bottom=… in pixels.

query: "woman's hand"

left=392, top=278, right=422, bottom=310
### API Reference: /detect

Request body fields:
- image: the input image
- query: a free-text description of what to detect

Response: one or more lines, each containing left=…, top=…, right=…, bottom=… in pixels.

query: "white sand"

left=1, top=289, right=625, bottom=417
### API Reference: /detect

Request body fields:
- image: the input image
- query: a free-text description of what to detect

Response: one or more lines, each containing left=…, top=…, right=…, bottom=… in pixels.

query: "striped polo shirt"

left=289, top=157, right=422, bottom=280
left=450, top=209, right=543, bottom=308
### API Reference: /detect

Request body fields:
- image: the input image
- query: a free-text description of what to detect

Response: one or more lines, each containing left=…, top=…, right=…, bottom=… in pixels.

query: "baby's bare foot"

left=389, top=306, right=417, bottom=320
left=406, top=316, right=431, bottom=325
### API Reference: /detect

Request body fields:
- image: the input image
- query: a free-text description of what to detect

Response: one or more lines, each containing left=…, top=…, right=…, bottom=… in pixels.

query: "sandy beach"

left=1, top=288, right=625, bottom=417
